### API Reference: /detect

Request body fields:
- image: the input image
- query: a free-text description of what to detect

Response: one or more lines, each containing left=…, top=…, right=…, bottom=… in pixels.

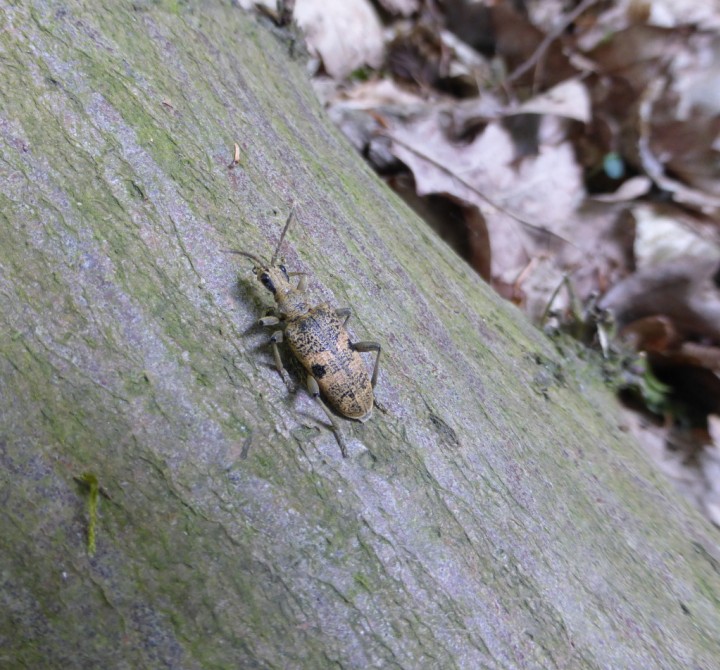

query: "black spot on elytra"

left=311, top=363, right=327, bottom=379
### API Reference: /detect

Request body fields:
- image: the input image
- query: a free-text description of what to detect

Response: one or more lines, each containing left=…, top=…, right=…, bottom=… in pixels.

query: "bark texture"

left=1, top=2, right=720, bottom=668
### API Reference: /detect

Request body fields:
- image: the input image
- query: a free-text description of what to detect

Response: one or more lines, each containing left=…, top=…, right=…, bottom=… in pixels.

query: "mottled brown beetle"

left=226, top=209, right=381, bottom=457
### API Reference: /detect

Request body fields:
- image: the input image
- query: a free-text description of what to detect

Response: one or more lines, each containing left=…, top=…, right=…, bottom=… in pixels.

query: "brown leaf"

left=600, top=257, right=720, bottom=341
left=387, top=174, right=491, bottom=279
left=621, top=315, right=679, bottom=352
left=388, top=113, right=584, bottom=278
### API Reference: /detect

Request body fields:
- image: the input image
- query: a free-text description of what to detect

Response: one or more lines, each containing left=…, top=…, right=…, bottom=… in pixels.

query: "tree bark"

left=1, top=2, right=719, bottom=668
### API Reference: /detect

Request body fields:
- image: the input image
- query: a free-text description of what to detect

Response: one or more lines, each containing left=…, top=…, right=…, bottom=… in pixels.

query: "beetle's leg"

left=288, top=272, right=307, bottom=292
left=351, top=341, right=382, bottom=388
left=257, top=314, right=294, bottom=390
left=263, top=328, right=293, bottom=391
left=335, top=307, right=351, bottom=326
left=307, top=375, right=348, bottom=458
left=269, top=330, right=286, bottom=377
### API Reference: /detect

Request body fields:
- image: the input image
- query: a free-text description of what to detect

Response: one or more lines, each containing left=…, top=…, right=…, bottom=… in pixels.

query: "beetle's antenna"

left=222, top=249, right=266, bottom=267
left=270, top=206, right=295, bottom=266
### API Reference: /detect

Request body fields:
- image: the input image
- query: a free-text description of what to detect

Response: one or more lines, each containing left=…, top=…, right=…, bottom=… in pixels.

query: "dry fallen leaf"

left=389, top=113, right=584, bottom=278
left=294, top=0, right=384, bottom=79
left=376, top=0, right=419, bottom=17
left=623, top=0, right=720, bottom=30
left=591, top=176, right=652, bottom=202
left=513, top=77, right=591, bottom=123
left=632, top=203, right=720, bottom=269
left=600, top=257, right=720, bottom=340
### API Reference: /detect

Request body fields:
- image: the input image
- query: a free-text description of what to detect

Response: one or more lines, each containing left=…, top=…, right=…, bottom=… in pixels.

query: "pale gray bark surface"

left=1, top=2, right=719, bottom=669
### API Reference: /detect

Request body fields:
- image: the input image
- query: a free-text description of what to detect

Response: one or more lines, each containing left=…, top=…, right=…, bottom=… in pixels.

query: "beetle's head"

left=224, top=207, right=298, bottom=295
left=251, top=262, right=291, bottom=295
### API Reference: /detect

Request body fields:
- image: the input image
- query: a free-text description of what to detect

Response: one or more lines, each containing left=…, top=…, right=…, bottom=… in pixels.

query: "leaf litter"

left=250, top=0, right=720, bottom=528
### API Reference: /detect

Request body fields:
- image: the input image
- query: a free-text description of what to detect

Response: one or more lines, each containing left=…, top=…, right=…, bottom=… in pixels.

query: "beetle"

left=226, top=208, right=381, bottom=457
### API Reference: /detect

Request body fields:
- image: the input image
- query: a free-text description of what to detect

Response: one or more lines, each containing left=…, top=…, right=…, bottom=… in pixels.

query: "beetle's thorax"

left=255, top=265, right=310, bottom=319
left=275, top=286, right=311, bottom=319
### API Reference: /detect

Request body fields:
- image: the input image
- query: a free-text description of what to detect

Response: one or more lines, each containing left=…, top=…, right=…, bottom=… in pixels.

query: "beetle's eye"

left=260, top=273, right=276, bottom=293
left=279, top=264, right=289, bottom=280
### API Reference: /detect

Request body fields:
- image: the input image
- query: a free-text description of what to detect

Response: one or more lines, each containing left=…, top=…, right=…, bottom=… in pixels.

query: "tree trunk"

left=1, top=2, right=719, bottom=668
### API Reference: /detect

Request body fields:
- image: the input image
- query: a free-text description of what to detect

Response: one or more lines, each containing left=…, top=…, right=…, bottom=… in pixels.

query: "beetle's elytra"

left=286, top=304, right=374, bottom=420
left=226, top=208, right=381, bottom=456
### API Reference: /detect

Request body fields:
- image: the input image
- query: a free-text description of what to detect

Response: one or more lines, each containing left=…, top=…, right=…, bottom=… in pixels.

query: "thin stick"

left=505, top=0, right=600, bottom=86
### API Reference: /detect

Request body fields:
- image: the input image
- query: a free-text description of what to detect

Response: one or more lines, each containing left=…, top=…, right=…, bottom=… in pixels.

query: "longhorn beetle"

left=226, top=209, right=381, bottom=457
